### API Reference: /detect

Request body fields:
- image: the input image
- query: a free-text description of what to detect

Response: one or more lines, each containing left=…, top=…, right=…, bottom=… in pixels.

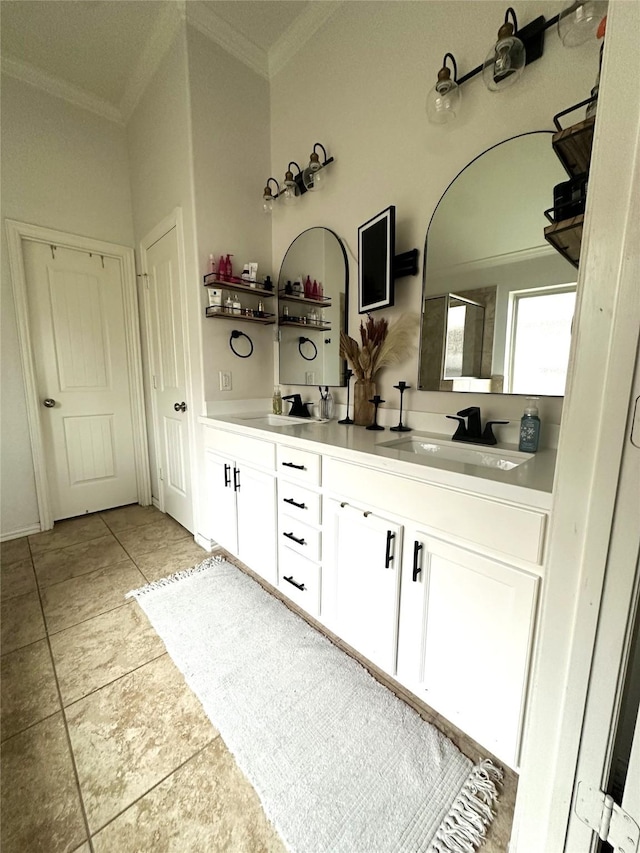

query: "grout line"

left=46, top=598, right=135, bottom=639
left=36, top=556, right=135, bottom=593
left=62, top=652, right=169, bottom=711
left=0, top=707, right=62, bottom=746
left=29, top=529, right=116, bottom=560
left=88, top=738, right=219, bottom=840
left=1, top=631, right=49, bottom=659
left=27, top=536, right=96, bottom=853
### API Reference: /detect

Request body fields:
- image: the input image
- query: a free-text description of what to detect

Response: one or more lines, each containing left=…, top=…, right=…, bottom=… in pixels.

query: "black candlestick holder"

left=338, top=369, right=354, bottom=425
left=366, top=395, right=385, bottom=431
left=390, top=381, right=411, bottom=432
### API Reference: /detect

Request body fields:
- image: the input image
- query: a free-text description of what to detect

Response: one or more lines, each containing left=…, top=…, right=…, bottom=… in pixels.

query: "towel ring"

left=229, top=329, right=254, bottom=359
left=298, top=336, right=318, bottom=361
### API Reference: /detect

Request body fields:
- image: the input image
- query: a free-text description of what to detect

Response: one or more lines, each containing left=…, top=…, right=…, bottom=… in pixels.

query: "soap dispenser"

left=272, top=386, right=282, bottom=415
left=519, top=397, right=541, bottom=452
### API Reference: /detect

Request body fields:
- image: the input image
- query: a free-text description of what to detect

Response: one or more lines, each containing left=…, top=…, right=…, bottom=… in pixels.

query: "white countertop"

left=199, top=413, right=556, bottom=511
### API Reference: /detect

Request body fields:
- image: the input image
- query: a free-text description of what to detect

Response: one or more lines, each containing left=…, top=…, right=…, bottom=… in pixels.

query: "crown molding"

left=119, top=1, right=186, bottom=122
left=269, top=1, right=342, bottom=78
left=185, top=2, right=269, bottom=80
left=1, top=54, right=123, bottom=124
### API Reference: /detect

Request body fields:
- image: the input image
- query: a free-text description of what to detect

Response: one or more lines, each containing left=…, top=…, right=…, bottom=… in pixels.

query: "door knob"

left=43, top=398, right=56, bottom=408
left=174, top=401, right=187, bottom=413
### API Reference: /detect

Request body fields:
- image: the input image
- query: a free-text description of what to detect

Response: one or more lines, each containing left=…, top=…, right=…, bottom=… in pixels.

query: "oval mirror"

left=278, top=227, right=348, bottom=386
left=418, top=131, right=577, bottom=396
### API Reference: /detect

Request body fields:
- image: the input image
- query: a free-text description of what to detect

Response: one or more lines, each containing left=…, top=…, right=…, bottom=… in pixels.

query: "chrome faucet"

left=447, top=407, right=508, bottom=446
left=282, top=394, right=312, bottom=418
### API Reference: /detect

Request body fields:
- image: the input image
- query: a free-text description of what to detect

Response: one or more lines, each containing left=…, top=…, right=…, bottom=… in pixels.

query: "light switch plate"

left=219, top=370, right=232, bottom=391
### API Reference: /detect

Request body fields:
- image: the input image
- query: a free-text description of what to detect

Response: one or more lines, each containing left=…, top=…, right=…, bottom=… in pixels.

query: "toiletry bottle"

left=225, top=294, right=233, bottom=314
left=217, top=254, right=227, bottom=281
left=293, top=277, right=303, bottom=297
left=225, top=254, right=234, bottom=282
left=519, top=397, right=541, bottom=452
left=324, top=387, right=334, bottom=419
left=257, top=300, right=264, bottom=318
left=311, top=279, right=319, bottom=300
left=285, top=280, right=293, bottom=295
left=232, top=293, right=241, bottom=315
left=283, top=305, right=289, bottom=319
left=272, top=386, right=282, bottom=415
left=209, top=254, right=216, bottom=275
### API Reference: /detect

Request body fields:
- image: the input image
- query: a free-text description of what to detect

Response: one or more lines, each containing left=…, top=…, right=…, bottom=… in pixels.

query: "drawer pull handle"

left=283, top=575, right=306, bottom=591
left=385, top=530, right=395, bottom=568
left=223, top=463, right=231, bottom=488
left=233, top=467, right=240, bottom=492
left=340, top=502, right=348, bottom=508
left=363, top=510, right=371, bottom=517
left=283, top=532, right=306, bottom=546
left=284, top=497, right=307, bottom=510
left=282, top=461, right=306, bottom=470
left=412, top=541, right=423, bottom=582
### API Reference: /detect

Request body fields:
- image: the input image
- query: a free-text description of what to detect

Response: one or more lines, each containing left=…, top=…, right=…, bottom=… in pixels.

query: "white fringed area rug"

left=127, top=556, right=502, bottom=853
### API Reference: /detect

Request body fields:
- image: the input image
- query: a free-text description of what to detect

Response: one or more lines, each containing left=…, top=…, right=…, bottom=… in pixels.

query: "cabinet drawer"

left=279, top=517, right=321, bottom=562
left=203, top=427, right=276, bottom=471
left=324, top=457, right=546, bottom=564
left=278, top=482, right=321, bottom=525
left=277, top=445, right=321, bottom=486
left=278, top=550, right=320, bottom=618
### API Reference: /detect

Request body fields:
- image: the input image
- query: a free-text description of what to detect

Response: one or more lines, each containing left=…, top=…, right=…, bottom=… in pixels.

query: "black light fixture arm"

left=442, top=52, right=458, bottom=82
left=455, top=11, right=560, bottom=86
left=264, top=176, right=281, bottom=200
left=311, top=142, right=334, bottom=168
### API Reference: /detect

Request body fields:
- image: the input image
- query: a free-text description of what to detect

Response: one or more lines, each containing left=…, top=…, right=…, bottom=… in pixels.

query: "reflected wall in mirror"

left=278, top=227, right=348, bottom=386
left=418, top=131, right=577, bottom=396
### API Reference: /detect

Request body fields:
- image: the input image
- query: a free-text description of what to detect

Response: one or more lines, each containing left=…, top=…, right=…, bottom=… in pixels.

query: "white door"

left=144, top=226, right=193, bottom=532
left=24, top=241, right=138, bottom=519
left=331, top=501, right=403, bottom=674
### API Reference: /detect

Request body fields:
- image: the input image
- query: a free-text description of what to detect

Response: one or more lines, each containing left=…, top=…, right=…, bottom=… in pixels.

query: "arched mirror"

left=418, top=131, right=577, bottom=396
left=278, top=227, right=348, bottom=386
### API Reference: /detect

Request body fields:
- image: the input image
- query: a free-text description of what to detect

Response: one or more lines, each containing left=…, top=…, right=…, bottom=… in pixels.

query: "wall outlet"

left=219, top=370, right=232, bottom=391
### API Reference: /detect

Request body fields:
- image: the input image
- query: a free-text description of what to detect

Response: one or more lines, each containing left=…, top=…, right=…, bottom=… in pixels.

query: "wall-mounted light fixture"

left=262, top=178, right=280, bottom=214
left=426, top=2, right=605, bottom=124
left=482, top=7, right=526, bottom=91
left=261, top=143, right=334, bottom=211
left=426, top=53, right=461, bottom=124
left=282, top=162, right=302, bottom=204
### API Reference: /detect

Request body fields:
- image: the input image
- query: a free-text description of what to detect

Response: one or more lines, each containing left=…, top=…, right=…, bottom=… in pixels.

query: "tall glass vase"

left=353, top=378, right=376, bottom=426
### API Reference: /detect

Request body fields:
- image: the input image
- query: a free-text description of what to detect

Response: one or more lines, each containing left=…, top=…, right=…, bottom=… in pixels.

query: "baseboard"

left=1, top=523, right=42, bottom=542
left=194, top=532, right=217, bottom=552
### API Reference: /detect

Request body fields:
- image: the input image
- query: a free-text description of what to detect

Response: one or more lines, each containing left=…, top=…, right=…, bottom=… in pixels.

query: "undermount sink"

left=239, top=414, right=316, bottom=427
left=378, top=436, right=531, bottom=471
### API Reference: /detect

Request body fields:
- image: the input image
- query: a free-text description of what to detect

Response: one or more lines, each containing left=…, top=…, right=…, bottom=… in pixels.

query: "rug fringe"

left=428, top=759, right=503, bottom=853
left=125, top=558, right=220, bottom=599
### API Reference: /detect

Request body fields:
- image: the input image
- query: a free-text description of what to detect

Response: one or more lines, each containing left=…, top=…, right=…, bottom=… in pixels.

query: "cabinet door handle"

left=283, top=531, right=306, bottom=546
left=282, top=461, right=306, bottom=470
left=284, top=497, right=307, bottom=510
left=223, top=463, right=231, bottom=488
left=233, top=467, right=240, bottom=491
left=412, top=541, right=423, bottom=582
left=283, top=575, right=306, bottom=591
left=385, top=530, right=395, bottom=568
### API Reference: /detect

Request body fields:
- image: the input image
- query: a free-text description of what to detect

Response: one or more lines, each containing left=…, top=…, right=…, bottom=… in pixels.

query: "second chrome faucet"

left=447, top=406, right=508, bottom=446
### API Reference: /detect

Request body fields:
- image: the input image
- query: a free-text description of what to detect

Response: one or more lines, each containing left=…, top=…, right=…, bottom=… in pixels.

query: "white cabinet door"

left=204, top=450, right=237, bottom=554
left=329, top=501, right=403, bottom=675
left=236, top=465, right=277, bottom=586
left=398, top=529, right=538, bottom=767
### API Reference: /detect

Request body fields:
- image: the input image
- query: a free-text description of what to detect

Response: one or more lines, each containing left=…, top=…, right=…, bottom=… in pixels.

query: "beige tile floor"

left=1, top=505, right=514, bottom=852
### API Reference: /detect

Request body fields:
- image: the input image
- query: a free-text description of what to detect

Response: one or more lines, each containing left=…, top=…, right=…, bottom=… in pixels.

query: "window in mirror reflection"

left=444, top=298, right=484, bottom=379
left=507, top=285, right=576, bottom=395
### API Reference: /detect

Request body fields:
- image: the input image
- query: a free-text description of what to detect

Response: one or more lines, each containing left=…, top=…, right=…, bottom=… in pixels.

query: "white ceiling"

left=0, top=0, right=337, bottom=122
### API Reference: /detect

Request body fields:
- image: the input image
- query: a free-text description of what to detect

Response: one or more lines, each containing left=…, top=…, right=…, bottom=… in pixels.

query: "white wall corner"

left=1, top=54, right=123, bottom=125
left=119, top=1, right=187, bottom=123
left=185, top=2, right=269, bottom=80
left=268, top=1, right=343, bottom=79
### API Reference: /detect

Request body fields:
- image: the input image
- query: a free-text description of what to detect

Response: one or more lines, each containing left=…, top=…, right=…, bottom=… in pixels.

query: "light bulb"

left=303, top=165, right=325, bottom=191
left=426, top=69, right=461, bottom=124
left=558, top=0, right=608, bottom=47
left=482, top=20, right=525, bottom=91
left=262, top=196, right=274, bottom=214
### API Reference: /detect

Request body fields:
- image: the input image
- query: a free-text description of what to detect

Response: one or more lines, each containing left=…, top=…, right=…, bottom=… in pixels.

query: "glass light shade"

left=262, top=195, right=274, bottom=214
left=282, top=183, right=297, bottom=204
left=482, top=33, right=526, bottom=91
left=426, top=78, right=461, bottom=124
left=303, top=165, right=325, bottom=191
left=558, top=0, right=608, bottom=47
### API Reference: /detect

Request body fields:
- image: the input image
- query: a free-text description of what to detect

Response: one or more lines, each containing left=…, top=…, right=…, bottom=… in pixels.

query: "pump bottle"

left=519, top=398, right=541, bottom=453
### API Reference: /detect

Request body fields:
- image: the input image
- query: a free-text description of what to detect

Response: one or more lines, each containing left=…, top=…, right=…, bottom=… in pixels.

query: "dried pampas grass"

left=340, top=313, right=419, bottom=381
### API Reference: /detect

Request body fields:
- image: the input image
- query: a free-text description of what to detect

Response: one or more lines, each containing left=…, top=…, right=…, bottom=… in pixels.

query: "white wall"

left=0, top=75, right=134, bottom=538
left=269, top=0, right=598, bottom=427
left=126, top=29, right=201, bottom=505
left=186, top=25, right=273, bottom=404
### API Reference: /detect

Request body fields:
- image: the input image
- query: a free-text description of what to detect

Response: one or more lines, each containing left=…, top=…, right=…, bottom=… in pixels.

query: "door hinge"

left=575, top=783, right=640, bottom=852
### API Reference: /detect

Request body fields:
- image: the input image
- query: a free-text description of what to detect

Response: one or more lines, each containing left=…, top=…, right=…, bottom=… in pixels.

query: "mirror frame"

left=277, top=226, right=349, bottom=387
left=418, top=130, right=577, bottom=396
